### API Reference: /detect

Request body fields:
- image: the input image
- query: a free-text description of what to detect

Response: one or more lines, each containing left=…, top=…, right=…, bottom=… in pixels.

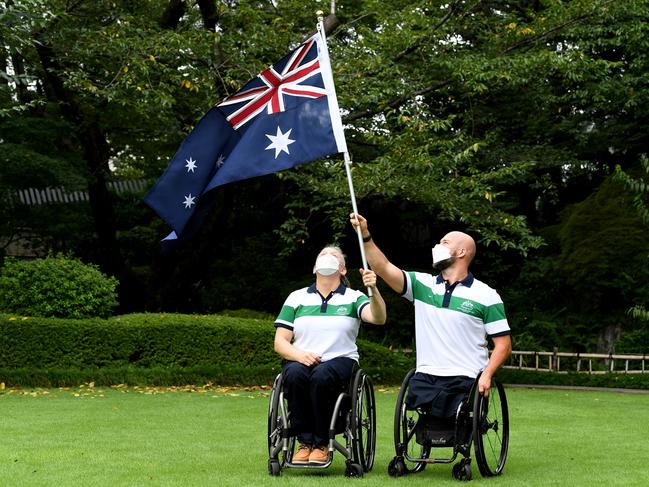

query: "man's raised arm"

left=350, top=213, right=405, bottom=294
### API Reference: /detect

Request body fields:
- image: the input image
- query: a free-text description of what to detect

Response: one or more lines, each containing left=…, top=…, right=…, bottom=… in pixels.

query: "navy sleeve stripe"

left=274, top=322, right=294, bottom=331
left=358, top=301, right=370, bottom=319
left=488, top=330, right=511, bottom=338
left=400, top=270, right=407, bottom=296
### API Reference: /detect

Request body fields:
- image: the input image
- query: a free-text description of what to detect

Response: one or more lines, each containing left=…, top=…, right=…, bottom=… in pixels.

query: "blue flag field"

left=145, top=31, right=347, bottom=243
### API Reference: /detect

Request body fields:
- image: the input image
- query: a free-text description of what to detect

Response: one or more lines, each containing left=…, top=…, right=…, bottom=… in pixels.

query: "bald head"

left=441, top=231, right=476, bottom=265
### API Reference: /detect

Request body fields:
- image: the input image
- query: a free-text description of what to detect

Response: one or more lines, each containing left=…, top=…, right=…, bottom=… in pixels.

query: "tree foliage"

left=2, top=0, right=649, bottom=350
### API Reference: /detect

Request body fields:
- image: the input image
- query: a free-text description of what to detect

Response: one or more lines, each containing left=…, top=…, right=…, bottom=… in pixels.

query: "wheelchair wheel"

left=472, top=378, right=509, bottom=477
left=392, top=369, right=430, bottom=474
left=267, top=373, right=294, bottom=470
left=452, top=458, right=473, bottom=481
left=350, top=369, right=376, bottom=472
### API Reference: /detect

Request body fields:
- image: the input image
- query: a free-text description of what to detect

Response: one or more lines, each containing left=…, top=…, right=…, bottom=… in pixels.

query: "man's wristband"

left=362, top=234, right=372, bottom=243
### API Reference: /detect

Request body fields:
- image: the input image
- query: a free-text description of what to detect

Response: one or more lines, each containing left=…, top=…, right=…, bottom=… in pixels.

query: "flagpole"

left=343, top=153, right=373, bottom=296
left=317, top=12, right=373, bottom=297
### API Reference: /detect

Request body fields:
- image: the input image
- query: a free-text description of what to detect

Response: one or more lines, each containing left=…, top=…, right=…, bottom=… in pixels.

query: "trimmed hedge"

left=498, top=368, right=649, bottom=390
left=0, top=313, right=414, bottom=387
left=2, top=313, right=647, bottom=389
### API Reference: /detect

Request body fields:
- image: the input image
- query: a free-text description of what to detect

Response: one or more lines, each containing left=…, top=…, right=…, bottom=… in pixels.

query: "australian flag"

left=144, top=32, right=347, bottom=244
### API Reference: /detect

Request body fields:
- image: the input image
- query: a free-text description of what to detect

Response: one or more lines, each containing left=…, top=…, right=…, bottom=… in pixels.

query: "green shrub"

left=216, top=309, right=275, bottom=320
left=0, top=254, right=118, bottom=319
left=616, top=329, right=649, bottom=354
left=0, top=313, right=413, bottom=387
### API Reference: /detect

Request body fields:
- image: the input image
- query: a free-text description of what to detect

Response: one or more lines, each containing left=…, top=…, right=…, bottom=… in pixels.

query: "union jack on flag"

left=144, top=31, right=348, bottom=248
left=218, top=38, right=328, bottom=130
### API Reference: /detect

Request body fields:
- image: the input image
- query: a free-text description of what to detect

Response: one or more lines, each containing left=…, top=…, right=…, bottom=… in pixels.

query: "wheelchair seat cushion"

left=405, top=373, right=473, bottom=418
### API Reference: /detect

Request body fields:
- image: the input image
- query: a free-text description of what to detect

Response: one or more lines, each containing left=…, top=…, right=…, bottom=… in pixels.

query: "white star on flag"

left=183, top=194, right=196, bottom=209
left=216, top=154, right=225, bottom=168
left=265, top=126, right=295, bottom=158
left=185, top=157, right=197, bottom=172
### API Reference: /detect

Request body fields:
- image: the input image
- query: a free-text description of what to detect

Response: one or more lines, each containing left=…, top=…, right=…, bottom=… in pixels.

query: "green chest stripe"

left=411, top=276, right=505, bottom=324
left=446, top=296, right=486, bottom=318
left=294, top=304, right=357, bottom=319
left=414, top=292, right=506, bottom=323
left=413, top=285, right=487, bottom=319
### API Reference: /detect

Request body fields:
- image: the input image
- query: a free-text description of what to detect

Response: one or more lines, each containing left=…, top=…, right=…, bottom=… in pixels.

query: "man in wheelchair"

left=273, top=246, right=386, bottom=465
left=350, top=213, right=512, bottom=477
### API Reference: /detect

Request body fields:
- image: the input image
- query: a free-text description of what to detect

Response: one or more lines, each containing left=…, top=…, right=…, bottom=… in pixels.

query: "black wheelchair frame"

left=388, top=368, right=509, bottom=481
left=267, top=367, right=376, bottom=477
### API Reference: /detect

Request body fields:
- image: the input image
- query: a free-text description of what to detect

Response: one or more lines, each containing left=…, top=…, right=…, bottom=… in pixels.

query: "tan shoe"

left=309, top=445, right=329, bottom=464
left=292, top=443, right=312, bottom=464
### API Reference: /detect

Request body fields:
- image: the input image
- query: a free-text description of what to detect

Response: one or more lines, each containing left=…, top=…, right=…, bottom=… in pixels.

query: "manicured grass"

left=1, top=384, right=648, bottom=486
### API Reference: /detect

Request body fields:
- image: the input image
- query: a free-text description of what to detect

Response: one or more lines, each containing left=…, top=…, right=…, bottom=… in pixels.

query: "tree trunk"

left=10, top=53, right=30, bottom=104
left=597, top=324, right=621, bottom=354
left=160, top=0, right=186, bottom=29
left=0, top=46, right=7, bottom=90
left=33, top=39, right=122, bottom=278
left=197, top=0, right=219, bottom=31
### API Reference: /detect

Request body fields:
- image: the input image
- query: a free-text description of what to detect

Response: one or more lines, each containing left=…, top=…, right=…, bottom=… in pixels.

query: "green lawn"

left=1, top=384, right=648, bottom=486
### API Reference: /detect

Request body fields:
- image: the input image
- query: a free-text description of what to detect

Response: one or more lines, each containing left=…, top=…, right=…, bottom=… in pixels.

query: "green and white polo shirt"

left=275, top=283, right=370, bottom=362
left=403, top=271, right=510, bottom=378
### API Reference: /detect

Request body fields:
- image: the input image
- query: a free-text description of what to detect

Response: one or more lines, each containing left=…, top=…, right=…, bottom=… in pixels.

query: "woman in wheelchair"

left=272, top=246, right=386, bottom=467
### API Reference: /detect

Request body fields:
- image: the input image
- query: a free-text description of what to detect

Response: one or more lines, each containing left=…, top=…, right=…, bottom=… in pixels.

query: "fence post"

left=576, top=352, right=581, bottom=372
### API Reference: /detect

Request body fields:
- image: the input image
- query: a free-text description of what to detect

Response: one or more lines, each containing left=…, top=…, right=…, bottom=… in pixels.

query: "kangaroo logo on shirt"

left=335, top=305, right=350, bottom=315
left=459, top=300, right=475, bottom=313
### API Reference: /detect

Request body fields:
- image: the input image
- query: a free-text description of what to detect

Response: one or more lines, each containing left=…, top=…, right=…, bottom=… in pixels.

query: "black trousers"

left=282, top=356, right=356, bottom=446
left=406, top=372, right=474, bottom=418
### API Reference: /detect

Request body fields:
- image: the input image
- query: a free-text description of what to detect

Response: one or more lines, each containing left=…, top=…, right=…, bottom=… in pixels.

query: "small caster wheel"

left=268, top=460, right=281, bottom=476
left=345, top=462, right=364, bottom=477
left=388, top=457, right=406, bottom=477
left=452, top=459, right=472, bottom=481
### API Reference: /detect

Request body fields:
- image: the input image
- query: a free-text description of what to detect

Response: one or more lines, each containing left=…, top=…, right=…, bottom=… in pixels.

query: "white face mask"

left=314, top=254, right=341, bottom=276
left=432, top=244, right=452, bottom=265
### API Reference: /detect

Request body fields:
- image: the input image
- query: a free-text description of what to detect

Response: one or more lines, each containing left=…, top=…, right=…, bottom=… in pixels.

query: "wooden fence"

left=505, top=350, right=648, bottom=374
left=13, top=179, right=151, bottom=206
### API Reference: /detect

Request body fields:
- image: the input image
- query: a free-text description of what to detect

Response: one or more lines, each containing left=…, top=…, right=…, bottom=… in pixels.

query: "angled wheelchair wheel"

left=393, top=369, right=430, bottom=474
left=472, top=378, right=509, bottom=477
left=351, top=369, right=376, bottom=472
left=267, top=373, right=294, bottom=470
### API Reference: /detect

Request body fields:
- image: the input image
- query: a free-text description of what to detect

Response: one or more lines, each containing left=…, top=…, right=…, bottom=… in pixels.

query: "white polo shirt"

left=275, top=283, right=370, bottom=362
left=402, top=271, right=510, bottom=378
